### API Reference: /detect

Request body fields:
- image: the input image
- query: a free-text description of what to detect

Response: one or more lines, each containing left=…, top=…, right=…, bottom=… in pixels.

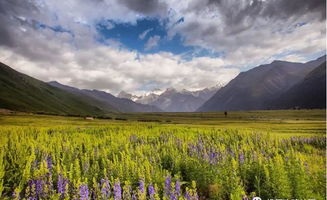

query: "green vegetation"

left=0, top=110, right=325, bottom=199
left=0, top=62, right=113, bottom=116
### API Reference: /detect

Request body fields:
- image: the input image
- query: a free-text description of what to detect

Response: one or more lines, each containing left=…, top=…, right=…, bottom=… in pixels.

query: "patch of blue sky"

left=96, top=18, right=163, bottom=52
left=96, top=17, right=222, bottom=59
left=180, top=48, right=223, bottom=61
left=135, top=80, right=166, bottom=92
left=36, top=21, right=74, bottom=37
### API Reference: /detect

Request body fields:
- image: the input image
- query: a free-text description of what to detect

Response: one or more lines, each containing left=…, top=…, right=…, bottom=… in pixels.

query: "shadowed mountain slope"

left=48, top=81, right=161, bottom=112
left=270, top=61, right=326, bottom=109
left=0, top=62, right=107, bottom=115
left=198, top=56, right=326, bottom=111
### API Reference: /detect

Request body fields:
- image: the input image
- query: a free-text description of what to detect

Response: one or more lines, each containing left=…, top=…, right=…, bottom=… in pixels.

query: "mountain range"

left=270, top=61, right=326, bottom=109
left=198, top=55, right=326, bottom=111
left=118, top=86, right=221, bottom=112
left=48, top=81, right=161, bottom=113
left=0, top=55, right=325, bottom=116
left=0, top=62, right=160, bottom=116
left=0, top=62, right=106, bottom=116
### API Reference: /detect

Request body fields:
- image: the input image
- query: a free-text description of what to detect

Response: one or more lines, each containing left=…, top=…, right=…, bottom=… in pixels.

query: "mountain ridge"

left=270, top=61, right=326, bottom=109
left=48, top=81, right=162, bottom=113
left=0, top=62, right=108, bottom=116
left=118, top=85, right=221, bottom=112
left=198, top=55, right=326, bottom=111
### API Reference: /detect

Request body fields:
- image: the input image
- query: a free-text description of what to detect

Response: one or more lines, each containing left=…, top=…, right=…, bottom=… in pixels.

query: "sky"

left=0, top=0, right=325, bottom=95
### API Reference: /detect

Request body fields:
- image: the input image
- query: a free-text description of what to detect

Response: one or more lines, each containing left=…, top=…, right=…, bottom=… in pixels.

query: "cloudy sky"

left=0, top=0, right=325, bottom=95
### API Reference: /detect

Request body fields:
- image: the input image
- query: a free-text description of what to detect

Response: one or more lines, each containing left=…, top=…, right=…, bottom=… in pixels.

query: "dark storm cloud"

left=117, top=0, right=168, bottom=16
left=183, top=0, right=326, bottom=37
left=0, top=0, right=39, bottom=16
left=206, top=0, right=326, bottom=22
left=0, top=0, right=325, bottom=94
left=0, top=0, right=41, bottom=47
left=0, top=14, right=13, bottom=47
left=263, top=0, right=326, bottom=21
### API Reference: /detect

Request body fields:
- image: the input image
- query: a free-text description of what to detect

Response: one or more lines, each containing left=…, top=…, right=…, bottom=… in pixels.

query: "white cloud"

left=165, top=0, right=326, bottom=67
left=280, top=54, right=307, bottom=63
left=0, top=0, right=325, bottom=95
left=139, top=28, right=153, bottom=40
left=144, top=35, right=161, bottom=50
left=0, top=31, right=239, bottom=94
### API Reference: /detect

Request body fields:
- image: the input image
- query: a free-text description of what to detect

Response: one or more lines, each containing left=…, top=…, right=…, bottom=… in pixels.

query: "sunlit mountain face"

left=0, top=0, right=325, bottom=95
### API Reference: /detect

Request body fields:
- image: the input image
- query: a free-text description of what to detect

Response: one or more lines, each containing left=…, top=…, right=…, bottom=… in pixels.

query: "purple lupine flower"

left=27, top=180, right=37, bottom=200
left=188, top=144, right=197, bottom=156
left=57, top=175, right=68, bottom=198
left=114, top=180, right=122, bottom=200
left=175, top=180, right=181, bottom=197
left=28, top=180, right=34, bottom=196
left=139, top=179, right=145, bottom=193
left=164, top=176, right=171, bottom=197
left=170, top=193, right=177, bottom=200
left=239, top=152, right=245, bottom=164
left=148, top=184, right=155, bottom=199
left=79, top=184, right=89, bottom=200
left=209, top=152, right=217, bottom=164
left=132, top=193, right=137, bottom=200
left=100, top=178, right=110, bottom=198
left=184, top=191, right=191, bottom=200
left=46, top=156, right=52, bottom=171
left=35, top=179, right=43, bottom=197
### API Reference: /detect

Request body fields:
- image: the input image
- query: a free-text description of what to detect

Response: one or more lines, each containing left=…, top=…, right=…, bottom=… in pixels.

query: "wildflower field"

left=0, top=110, right=325, bottom=200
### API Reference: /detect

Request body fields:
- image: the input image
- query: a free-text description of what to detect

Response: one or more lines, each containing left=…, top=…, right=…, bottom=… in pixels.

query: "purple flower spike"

left=170, top=193, right=177, bottom=200
left=239, top=152, right=245, bottom=164
left=79, top=184, right=89, bottom=200
left=114, top=180, right=122, bottom=200
left=139, top=179, right=145, bottom=193
left=100, top=178, right=110, bottom=198
left=164, top=176, right=171, bottom=197
left=175, top=180, right=181, bottom=197
left=46, top=156, right=52, bottom=171
left=148, top=184, right=155, bottom=199
left=35, top=179, right=43, bottom=197
left=184, top=191, right=191, bottom=200
left=57, top=175, right=68, bottom=198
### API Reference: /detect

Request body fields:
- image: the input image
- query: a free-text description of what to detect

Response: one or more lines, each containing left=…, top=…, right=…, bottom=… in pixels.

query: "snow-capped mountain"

left=117, top=85, right=222, bottom=112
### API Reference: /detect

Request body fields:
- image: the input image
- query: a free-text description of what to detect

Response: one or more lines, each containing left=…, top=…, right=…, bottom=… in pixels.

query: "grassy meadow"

left=0, top=110, right=325, bottom=199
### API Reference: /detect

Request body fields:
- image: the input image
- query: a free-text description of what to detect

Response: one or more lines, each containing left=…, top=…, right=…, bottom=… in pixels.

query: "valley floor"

left=0, top=110, right=325, bottom=199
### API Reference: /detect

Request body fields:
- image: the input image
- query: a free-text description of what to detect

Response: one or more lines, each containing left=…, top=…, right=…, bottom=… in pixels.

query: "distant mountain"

left=198, top=56, right=326, bottom=111
left=270, top=61, right=326, bottom=109
left=117, top=91, right=134, bottom=100
left=49, top=81, right=161, bottom=112
left=0, top=62, right=107, bottom=116
left=119, top=86, right=221, bottom=112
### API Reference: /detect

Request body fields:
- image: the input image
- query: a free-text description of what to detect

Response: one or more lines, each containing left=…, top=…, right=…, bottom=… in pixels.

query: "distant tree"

left=224, top=111, right=228, bottom=117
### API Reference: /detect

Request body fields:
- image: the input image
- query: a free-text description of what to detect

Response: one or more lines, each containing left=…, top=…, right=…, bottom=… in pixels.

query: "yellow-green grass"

left=0, top=109, right=325, bottom=199
left=0, top=109, right=325, bottom=137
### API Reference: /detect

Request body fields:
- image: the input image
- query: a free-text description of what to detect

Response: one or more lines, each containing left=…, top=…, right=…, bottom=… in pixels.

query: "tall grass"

left=0, top=119, right=325, bottom=199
